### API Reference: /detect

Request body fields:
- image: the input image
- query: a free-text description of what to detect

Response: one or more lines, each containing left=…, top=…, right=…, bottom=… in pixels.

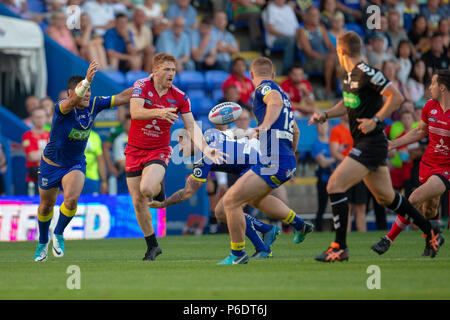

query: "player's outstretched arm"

left=389, top=120, right=428, bottom=151
left=130, top=97, right=179, bottom=122
left=112, top=87, right=133, bottom=107
left=308, top=100, right=346, bottom=125
left=60, top=61, right=98, bottom=114
left=181, top=112, right=227, bottom=164
left=149, top=175, right=204, bottom=208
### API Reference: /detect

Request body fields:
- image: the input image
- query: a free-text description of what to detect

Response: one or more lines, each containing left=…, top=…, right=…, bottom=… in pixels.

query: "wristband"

left=82, top=79, right=91, bottom=88
left=75, top=79, right=91, bottom=97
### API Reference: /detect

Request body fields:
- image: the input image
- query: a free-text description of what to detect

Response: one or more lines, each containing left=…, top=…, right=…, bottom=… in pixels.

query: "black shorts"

left=348, top=135, right=388, bottom=171
left=347, top=181, right=368, bottom=204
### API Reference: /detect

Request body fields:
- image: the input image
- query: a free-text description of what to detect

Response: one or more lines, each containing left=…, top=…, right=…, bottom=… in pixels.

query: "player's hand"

left=388, top=139, right=397, bottom=152
left=357, top=118, right=376, bottom=134
left=158, top=107, right=179, bottom=124
left=100, top=181, right=108, bottom=194
left=148, top=200, right=165, bottom=209
left=85, top=61, right=99, bottom=83
left=308, top=112, right=327, bottom=125
left=204, top=146, right=228, bottom=165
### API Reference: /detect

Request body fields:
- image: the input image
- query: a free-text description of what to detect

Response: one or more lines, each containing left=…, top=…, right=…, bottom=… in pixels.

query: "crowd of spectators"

left=4, top=0, right=450, bottom=230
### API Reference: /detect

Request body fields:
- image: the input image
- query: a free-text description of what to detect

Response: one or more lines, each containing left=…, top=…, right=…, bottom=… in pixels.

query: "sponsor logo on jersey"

left=437, top=120, right=447, bottom=125
left=41, top=178, right=48, bottom=186
left=430, top=109, right=438, bottom=115
left=193, top=167, right=202, bottom=178
left=350, top=81, right=359, bottom=89
left=350, top=148, right=362, bottom=157
left=261, top=85, right=271, bottom=96
left=144, top=98, right=153, bottom=106
left=286, top=168, right=296, bottom=178
left=428, top=117, right=436, bottom=123
left=167, top=98, right=178, bottom=104
left=132, top=87, right=142, bottom=96
left=183, top=94, right=189, bottom=101
left=68, top=128, right=90, bottom=141
left=343, top=91, right=361, bottom=109
left=270, top=175, right=281, bottom=187
left=148, top=91, right=153, bottom=97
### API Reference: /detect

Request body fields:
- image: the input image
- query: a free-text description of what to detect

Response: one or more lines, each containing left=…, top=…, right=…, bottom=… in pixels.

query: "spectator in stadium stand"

left=329, top=114, right=368, bottom=232
left=221, top=57, right=255, bottom=106
left=382, top=60, right=412, bottom=113
left=335, top=0, right=362, bottom=23
left=220, top=85, right=250, bottom=110
left=422, top=33, right=450, bottom=80
left=2, top=0, right=33, bottom=19
left=39, top=97, right=54, bottom=131
left=366, top=33, right=395, bottom=70
left=311, top=121, right=334, bottom=231
left=104, top=13, right=143, bottom=72
left=261, top=0, right=299, bottom=75
left=229, top=0, right=266, bottom=50
left=47, top=11, right=79, bottom=55
left=211, top=12, right=240, bottom=72
left=364, top=12, right=392, bottom=52
left=21, top=108, right=50, bottom=196
left=46, top=0, right=67, bottom=12
left=439, top=18, right=450, bottom=49
left=109, top=0, right=133, bottom=16
left=406, top=59, right=427, bottom=106
left=165, top=0, right=198, bottom=33
left=394, top=0, right=419, bottom=32
left=297, top=6, right=339, bottom=99
left=136, top=0, right=169, bottom=37
left=386, top=8, right=409, bottom=54
left=420, top=0, right=447, bottom=33
left=319, top=0, right=338, bottom=29
left=82, top=0, right=115, bottom=37
left=102, top=105, right=129, bottom=186
left=155, top=16, right=195, bottom=71
left=396, top=39, right=413, bottom=85
left=82, top=130, right=108, bottom=195
left=327, top=11, right=346, bottom=49
left=73, top=13, right=108, bottom=70
left=0, top=142, right=6, bottom=195
left=408, top=15, right=430, bottom=59
left=128, top=8, right=155, bottom=73
left=190, top=17, right=218, bottom=71
left=280, top=63, right=316, bottom=117
left=112, top=113, right=131, bottom=194
left=22, top=95, right=40, bottom=127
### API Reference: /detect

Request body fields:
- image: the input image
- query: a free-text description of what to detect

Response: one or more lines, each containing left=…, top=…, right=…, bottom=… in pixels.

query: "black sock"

left=145, top=233, right=158, bottom=250
left=387, top=193, right=431, bottom=236
left=330, top=193, right=349, bottom=249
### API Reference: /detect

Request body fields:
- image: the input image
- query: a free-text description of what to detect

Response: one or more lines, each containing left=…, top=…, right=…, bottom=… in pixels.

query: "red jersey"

left=128, top=77, right=191, bottom=150
left=421, top=99, right=450, bottom=168
left=22, top=130, right=50, bottom=168
left=222, top=74, right=255, bottom=105
left=280, top=78, right=313, bottom=112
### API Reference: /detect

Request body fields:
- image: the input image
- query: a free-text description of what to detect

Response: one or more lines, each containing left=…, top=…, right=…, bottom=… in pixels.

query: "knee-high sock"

left=38, top=209, right=54, bottom=244
left=245, top=214, right=272, bottom=233
left=54, top=202, right=77, bottom=235
left=387, top=193, right=431, bottom=236
left=245, top=214, right=270, bottom=252
left=282, top=209, right=305, bottom=231
left=386, top=215, right=410, bottom=242
left=330, top=193, right=349, bottom=249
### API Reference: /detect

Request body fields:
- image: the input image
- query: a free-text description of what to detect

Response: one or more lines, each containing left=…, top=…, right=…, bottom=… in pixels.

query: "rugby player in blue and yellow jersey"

left=34, top=61, right=133, bottom=262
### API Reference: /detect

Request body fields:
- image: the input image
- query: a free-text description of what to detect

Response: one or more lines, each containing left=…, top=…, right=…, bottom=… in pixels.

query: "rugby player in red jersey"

left=372, top=70, right=450, bottom=256
left=126, top=53, right=226, bottom=261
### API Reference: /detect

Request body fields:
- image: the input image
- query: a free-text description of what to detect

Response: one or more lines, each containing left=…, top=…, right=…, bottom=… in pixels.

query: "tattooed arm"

left=149, top=175, right=204, bottom=208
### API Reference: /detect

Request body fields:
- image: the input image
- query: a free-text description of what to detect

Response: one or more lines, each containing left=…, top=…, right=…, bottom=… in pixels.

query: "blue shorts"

left=250, top=155, right=296, bottom=189
left=38, top=159, right=86, bottom=190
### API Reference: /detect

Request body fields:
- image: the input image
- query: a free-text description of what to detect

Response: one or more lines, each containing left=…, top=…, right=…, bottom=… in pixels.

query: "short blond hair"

left=250, top=57, right=273, bottom=77
left=153, top=53, right=176, bottom=70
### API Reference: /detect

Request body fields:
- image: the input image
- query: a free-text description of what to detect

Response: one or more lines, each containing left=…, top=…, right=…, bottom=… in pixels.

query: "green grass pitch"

left=1, top=230, right=449, bottom=299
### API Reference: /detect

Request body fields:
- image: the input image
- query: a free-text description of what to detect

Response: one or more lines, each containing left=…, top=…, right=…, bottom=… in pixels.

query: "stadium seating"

left=125, top=70, right=148, bottom=87
left=178, top=71, right=205, bottom=90
left=345, top=23, right=365, bottom=37
left=186, top=89, right=207, bottom=99
left=211, top=88, right=223, bottom=103
left=103, top=71, right=127, bottom=86
left=204, top=70, right=229, bottom=92
left=190, top=97, right=214, bottom=117
left=27, top=0, right=46, bottom=13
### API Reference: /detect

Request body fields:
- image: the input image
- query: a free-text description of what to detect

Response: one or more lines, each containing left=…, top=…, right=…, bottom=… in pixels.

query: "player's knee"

left=214, top=205, right=226, bottom=222
left=424, top=206, right=436, bottom=219
left=222, top=193, right=237, bottom=211
left=375, top=194, right=393, bottom=207
left=39, top=201, right=55, bottom=215
left=63, top=198, right=78, bottom=211
left=326, top=180, right=341, bottom=194
left=140, top=184, right=159, bottom=199
left=408, top=192, right=421, bottom=208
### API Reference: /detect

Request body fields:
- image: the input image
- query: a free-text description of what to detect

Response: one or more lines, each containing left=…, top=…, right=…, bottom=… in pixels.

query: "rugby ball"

left=208, top=102, right=242, bottom=125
